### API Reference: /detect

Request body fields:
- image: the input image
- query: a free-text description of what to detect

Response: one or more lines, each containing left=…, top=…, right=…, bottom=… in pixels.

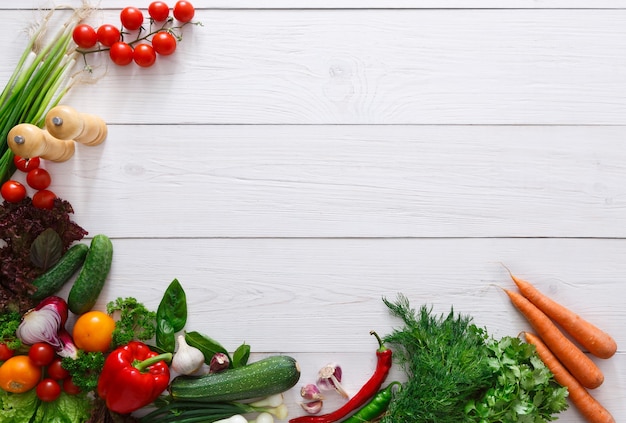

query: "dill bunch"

left=381, top=294, right=493, bottom=423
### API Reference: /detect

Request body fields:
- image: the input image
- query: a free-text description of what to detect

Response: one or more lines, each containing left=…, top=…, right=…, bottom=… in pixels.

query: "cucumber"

left=67, top=234, right=113, bottom=315
left=170, top=355, right=301, bottom=402
left=31, top=243, right=89, bottom=301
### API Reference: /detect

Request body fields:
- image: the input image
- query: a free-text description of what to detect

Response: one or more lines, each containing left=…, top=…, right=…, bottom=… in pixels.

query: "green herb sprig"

left=465, top=336, right=569, bottom=422
left=61, top=350, right=105, bottom=393
left=381, top=294, right=493, bottom=423
left=106, top=297, right=157, bottom=348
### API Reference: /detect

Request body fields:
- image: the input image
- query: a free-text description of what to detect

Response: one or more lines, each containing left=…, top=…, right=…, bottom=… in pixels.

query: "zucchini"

left=170, top=355, right=301, bottom=402
left=67, top=234, right=113, bottom=314
left=31, top=243, right=89, bottom=301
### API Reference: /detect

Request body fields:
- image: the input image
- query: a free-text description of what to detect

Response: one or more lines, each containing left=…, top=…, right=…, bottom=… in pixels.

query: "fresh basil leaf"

left=157, top=278, right=187, bottom=332
left=185, top=331, right=232, bottom=365
left=30, top=228, right=63, bottom=270
left=232, top=343, right=251, bottom=368
left=156, top=319, right=175, bottom=353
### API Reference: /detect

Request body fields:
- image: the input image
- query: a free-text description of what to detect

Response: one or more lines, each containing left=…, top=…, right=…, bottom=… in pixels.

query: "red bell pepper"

left=97, top=341, right=172, bottom=414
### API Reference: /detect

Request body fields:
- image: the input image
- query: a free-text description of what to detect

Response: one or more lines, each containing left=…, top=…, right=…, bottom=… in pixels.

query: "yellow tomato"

left=0, top=355, right=42, bottom=393
left=73, top=311, right=116, bottom=353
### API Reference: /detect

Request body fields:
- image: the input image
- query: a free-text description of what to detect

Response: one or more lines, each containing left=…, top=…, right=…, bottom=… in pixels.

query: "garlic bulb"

left=171, top=334, right=205, bottom=375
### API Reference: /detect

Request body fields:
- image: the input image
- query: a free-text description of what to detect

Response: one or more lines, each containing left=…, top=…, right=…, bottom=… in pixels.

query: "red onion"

left=57, top=328, right=78, bottom=359
left=16, top=296, right=70, bottom=351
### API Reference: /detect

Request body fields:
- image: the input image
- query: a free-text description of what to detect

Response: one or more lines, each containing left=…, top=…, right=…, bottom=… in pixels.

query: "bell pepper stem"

left=134, top=352, right=172, bottom=372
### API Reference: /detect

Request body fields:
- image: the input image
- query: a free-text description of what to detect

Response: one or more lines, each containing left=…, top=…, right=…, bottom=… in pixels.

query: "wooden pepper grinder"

left=7, top=124, right=75, bottom=162
left=45, top=105, right=107, bottom=146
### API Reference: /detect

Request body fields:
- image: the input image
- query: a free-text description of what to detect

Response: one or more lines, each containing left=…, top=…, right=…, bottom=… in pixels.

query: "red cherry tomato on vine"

left=36, top=378, right=62, bottom=402
left=149, top=1, right=170, bottom=21
left=72, top=24, right=98, bottom=48
left=28, top=343, right=55, bottom=367
left=46, top=358, right=69, bottom=380
left=62, top=377, right=81, bottom=395
left=120, top=6, right=144, bottom=30
left=97, top=24, right=121, bottom=47
left=133, top=44, right=157, bottom=67
left=173, top=1, right=195, bottom=22
left=26, top=168, right=51, bottom=190
left=152, top=31, right=177, bottom=55
left=0, top=343, right=15, bottom=361
left=109, top=42, right=134, bottom=66
left=1, top=181, right=27, bottom=203
left=32, top=189, right=56, bottom=210
left=13, top=156, right=40, bottom=172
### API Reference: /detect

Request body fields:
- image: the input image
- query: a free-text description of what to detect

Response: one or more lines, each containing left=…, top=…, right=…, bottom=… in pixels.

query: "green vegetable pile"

left=381, top=294, right=568, bottom=423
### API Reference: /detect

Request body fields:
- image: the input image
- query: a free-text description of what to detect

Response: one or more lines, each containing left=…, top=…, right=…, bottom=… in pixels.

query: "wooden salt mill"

left=7, top=124, right=75, bottom=162
left=45, top=105, right=107, bottom=146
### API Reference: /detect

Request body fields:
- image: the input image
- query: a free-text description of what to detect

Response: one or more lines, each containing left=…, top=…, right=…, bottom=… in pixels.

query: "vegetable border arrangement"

left=0, top=2, right=619, bottom=423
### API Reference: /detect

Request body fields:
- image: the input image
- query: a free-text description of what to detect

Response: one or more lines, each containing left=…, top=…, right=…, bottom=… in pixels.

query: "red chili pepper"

left=97, top=341, right=172, bottom=414
left=289, top=331, right=393, bottom=423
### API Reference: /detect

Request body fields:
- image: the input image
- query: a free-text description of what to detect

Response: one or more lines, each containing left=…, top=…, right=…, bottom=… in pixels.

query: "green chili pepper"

left=341, top=381, right=401, bottom=423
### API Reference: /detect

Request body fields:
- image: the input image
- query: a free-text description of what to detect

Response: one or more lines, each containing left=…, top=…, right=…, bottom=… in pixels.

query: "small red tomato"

left=97, top=24, right=121, bottom=47
left=62, top=377, right=81, bottom=395
left=133, top=43, right=157, bottom=67
left=46, top=357, right=69, bottom=380
left=32, top=189, right=56, bottom=210
left=152, top=31, right=177, bottom=55
left=120, top=6, right=144, bottom=30
left=13, top=156, right=40, bottom=172
left=36, top=378, right=62, bottom=402
left=26, top=168, right=52, bottom=190
left=72, top=24, right=98, bottom=48
left=28, top=343, right=55, bottom=367
left=173, top=1, right=194, bottom=22
left=1, top=180, right=27, bottom=203
left=109, top=42, right=134, bottom=66
left=149, top=1, right=170, bottom=21
left=0, top=343, right=15, bottom=361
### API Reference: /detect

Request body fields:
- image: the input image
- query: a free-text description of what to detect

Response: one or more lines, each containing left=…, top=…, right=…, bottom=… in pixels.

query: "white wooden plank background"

left=2, top=3, right=625, bottom=422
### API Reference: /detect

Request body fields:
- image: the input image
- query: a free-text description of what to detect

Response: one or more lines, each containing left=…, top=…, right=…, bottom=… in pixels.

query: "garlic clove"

left=317, top=363, right=349, bottom=398
left=300, top=400, right=324, bottom=415
left=300, top=383, right=324, bottom=401
left=209, top=352, right=230, bottom=373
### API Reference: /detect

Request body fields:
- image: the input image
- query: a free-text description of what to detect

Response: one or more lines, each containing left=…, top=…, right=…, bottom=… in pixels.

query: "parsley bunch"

left=106, top=297, right=156, bottom=348
left=61, top=351, right=105, bottom=393
left=465, top=336, right=569, bottom=422
left=0, top=311, right=22, bottom=350
left=381, top=294, right=569, bottom=423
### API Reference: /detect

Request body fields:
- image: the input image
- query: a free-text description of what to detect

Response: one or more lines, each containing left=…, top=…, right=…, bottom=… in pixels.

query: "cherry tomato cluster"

left=0, top=343, right=79, bottom=402
left=0, top=156, right=56, bottom=209
left=30, top=343, right=82, bottom=400
left=72, top=1, right=196, bottom=68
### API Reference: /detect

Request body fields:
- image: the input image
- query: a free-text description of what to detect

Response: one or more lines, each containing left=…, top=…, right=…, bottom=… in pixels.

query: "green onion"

left=0, top=6, right=94, bottom=184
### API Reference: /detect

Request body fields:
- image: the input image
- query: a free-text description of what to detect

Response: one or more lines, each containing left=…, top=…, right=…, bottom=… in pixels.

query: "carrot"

left=504, top=288, right=604, bottom=389
left=508, top=271, right=617, bottom=359
left=524, top=332, right=615, bottom=423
